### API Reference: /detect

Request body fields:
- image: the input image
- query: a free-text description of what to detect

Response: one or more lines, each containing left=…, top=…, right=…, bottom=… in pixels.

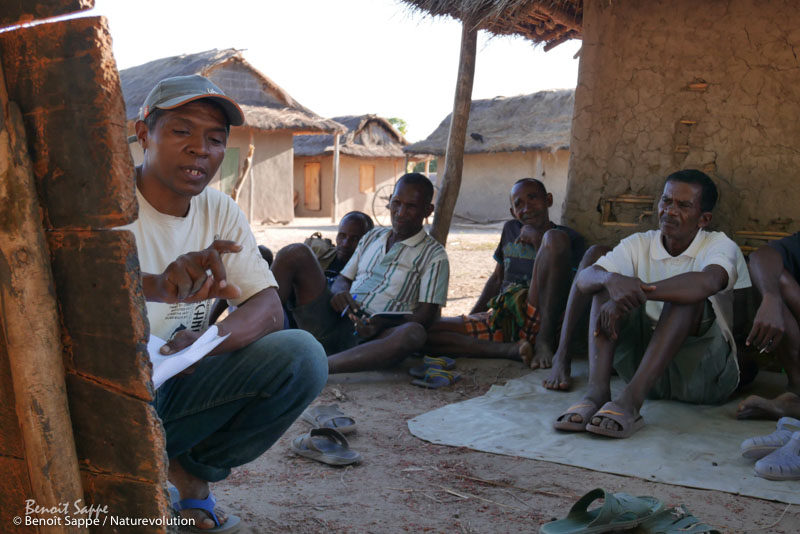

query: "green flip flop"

left=637, top=505, right=721, bottom=533
left=539, top=488, right=663, bottom=534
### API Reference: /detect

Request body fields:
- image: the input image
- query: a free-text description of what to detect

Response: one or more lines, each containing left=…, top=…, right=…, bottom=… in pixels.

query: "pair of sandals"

left=291, top=404, right=362, bottom=466
left=740, top=416, right=800, bottom=480
left=409, top=355, right=462, bottom=388
left=554, top=400, right=644, bottom=438
left=540, top=488, right=720, bottom=534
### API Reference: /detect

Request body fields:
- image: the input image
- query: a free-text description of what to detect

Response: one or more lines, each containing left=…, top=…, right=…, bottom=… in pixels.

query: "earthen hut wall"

left=436, top=149, right=570, bottom=224
left=226, top=129, right=294, bottom=224
left=293, top=155, right=403, bottom=219
left=564, top=0, right=800, bottom=244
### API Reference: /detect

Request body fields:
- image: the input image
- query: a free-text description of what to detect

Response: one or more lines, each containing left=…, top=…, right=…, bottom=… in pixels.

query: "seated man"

left=122, top=75, right=327, bottom=529
left=271, top=173, right=449, bottom=373
left=737, top=234, right=800, bottom=419
left=211, top=212, right=374, bottom=326
left=554, top=169, right=750, bottom=438
left=302, top=210, right=374, bottom=287
left=425, top=178, right=585, bottom=367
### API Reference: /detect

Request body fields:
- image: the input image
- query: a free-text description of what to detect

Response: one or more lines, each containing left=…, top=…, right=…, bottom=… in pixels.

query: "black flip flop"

left=290, top=428, right=362, bottom=466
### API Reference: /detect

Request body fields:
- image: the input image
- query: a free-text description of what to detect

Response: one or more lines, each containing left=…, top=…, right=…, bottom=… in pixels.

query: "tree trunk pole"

left=332, top=133, right=340, bottom=223
left=0, top=64, right=85, bottom=532
left=431, top=20, right=477, bottom=245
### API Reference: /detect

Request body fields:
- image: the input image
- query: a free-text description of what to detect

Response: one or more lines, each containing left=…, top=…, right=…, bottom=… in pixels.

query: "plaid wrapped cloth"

left=462, top=283, right=540, bottom=343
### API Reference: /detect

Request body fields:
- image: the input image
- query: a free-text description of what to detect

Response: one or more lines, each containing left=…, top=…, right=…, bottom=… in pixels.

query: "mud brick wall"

left=0, top=8, right=168, bottom=532
left=564, top=0, right=800, bottom=245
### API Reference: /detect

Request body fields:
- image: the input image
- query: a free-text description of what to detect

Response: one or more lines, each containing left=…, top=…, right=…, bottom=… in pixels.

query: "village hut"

left=405, top=89, right=574, bottom=224
left=293, top=114, right=424, bottom=219
left=403, top=0, right=800, bottom=252
left=120, top=48, right=344, bottom=224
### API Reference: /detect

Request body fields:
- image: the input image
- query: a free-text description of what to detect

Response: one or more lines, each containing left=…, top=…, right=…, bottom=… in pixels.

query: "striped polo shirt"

left=340, top=227, right=449, bottom=314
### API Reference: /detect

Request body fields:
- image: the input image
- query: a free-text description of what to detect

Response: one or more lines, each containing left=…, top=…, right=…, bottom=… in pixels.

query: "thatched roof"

left=404, top=89, right=574, bottom=156
left=294, top=114, right=426, bottom=159
left=120, top=49, right=344, bottom=134
left=402, top=0, right=581, bottom=50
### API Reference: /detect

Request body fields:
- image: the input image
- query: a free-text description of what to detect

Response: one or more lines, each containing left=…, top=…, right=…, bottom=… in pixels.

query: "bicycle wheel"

left=371, top=183, right=395, bottom=227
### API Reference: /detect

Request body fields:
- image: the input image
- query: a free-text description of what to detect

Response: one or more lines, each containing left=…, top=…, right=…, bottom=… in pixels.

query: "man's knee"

left=396, top=322, right=427, bottom=350
left=779, top=270, right=800, bottom=299
left=541, top=229, right=570, bottom=256
left=274, top=243, right=318, bottom=269
left=250, top=329, right=328, bottom=394
left=580, top=244, right=610, bottom=269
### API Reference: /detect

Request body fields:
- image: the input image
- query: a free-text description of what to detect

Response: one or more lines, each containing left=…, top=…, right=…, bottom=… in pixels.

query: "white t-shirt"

left=119, top=186, right=277, bottom=340
left=595, top=229, right=751, bottom=358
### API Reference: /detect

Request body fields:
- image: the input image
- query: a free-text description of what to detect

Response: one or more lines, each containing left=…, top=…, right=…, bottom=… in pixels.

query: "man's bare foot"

left=737, top=391, right=800, bottom=420
left=169, top=460, right=229, bottom=530
left=543, top=354, right=571, bottom=391
left=529, top=342, right=555, bottom=370
left=517, top=340, right=534, bottom=366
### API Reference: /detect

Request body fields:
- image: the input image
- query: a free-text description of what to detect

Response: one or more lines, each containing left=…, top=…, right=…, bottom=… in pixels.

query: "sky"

left=83, top=0, right=580, bottom=142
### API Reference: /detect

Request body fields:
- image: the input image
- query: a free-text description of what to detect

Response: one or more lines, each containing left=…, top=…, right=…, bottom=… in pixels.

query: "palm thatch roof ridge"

left=404, top=88, right=574, bottom=156
left=402, top=0, right=582, bottom=50
left=120, top=48, right=344, bottom=134
left=294, top=114, right=425, bottom=159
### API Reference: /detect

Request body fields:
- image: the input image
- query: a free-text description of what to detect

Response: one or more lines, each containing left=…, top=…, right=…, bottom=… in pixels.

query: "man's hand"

left=605, top=273, right=655, bottom=312
left=747, top=294, right=785, bottom=353
left=352, top=316, right=382, bottom=340
left=515, top=224, right=543, bottom=248
left=151, top=240, right=243, bottom=303
left=159, top=329, right=202, bottom=356
left=595, top=300, right=627, bottom=340
left=330, top=291, right=359, bottom=315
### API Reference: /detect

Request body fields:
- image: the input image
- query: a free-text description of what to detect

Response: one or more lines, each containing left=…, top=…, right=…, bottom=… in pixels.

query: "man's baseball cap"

left=139, top=75, right=245, bottom=127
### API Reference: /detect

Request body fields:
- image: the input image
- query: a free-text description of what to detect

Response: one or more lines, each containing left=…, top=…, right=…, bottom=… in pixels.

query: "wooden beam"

left=431, top=20, right=477, bottom=245
left=232, top=131, right=254, bottom=202
left=0, top=63, right=85, bottom=530
left=332, top=133, right=340, bottom=223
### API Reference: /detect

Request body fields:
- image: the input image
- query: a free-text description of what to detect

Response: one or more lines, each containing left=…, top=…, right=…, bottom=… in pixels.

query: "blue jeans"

left=154, top=329, right=327, bottom=482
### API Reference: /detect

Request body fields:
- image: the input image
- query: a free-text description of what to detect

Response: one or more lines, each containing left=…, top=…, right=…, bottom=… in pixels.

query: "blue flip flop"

left=411, top=368, right=461, bottom=389
left=409, top=355, right=456, bottom=378
left=174, top=491, right=242, bottom=533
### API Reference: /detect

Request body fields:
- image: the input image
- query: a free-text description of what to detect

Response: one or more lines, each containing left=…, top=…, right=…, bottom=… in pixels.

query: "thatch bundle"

left=404, top=89, right=573, bottom=156
left=402, top=0, right=582, bottom=50
left=120, top=49, right=343, bottom=134
left=295, top=114, right=423, bottom=159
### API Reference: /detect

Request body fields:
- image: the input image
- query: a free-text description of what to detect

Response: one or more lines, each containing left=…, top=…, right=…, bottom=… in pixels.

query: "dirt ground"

left=210, top=218, right=799, bottom=533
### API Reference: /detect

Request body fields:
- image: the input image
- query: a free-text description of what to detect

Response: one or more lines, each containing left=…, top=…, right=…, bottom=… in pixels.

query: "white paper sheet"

left=148, top=326, right=229, bottom=389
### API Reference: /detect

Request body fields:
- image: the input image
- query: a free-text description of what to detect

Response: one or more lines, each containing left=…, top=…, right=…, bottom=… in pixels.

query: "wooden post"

left=232, top=130, right=254, bottom=202
left=332, top=132, right=340, bottom=223
left=0, top=68, right=85, bottom=531
left=248, top=153, right=254, bottom=224
left=424, top=158, right=430, bottom=175
left=431, top=20, right=477, bottom=245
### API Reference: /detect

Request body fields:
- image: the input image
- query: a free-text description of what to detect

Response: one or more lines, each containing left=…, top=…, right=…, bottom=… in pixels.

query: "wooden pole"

left=248, top=152, right=255, bottom=223
left=431, top=20, right=477, bottom=245
left=332, top=132, right=340, bottom=223
left=232, top=131, right=254, bottom=202
left=0, top=65, right=85, bottom=532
